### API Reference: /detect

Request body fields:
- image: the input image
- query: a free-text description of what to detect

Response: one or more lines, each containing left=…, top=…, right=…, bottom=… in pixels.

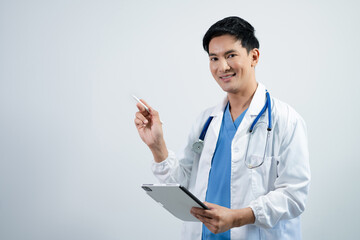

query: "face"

left=208, top=34, right=259, bottom=94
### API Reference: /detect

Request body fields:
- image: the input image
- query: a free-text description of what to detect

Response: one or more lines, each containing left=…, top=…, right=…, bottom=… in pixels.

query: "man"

left=134, top=16, right=310, bottom=240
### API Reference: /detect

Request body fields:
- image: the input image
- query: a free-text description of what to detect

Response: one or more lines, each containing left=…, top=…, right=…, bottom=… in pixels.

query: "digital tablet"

left=141, top=183, right=209, bottom=222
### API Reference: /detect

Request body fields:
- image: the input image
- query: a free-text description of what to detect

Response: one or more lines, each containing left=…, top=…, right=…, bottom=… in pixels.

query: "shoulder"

left=195, top=97, right=226, bottom=125
left=193, top=105, right=216, bottom=130
left=198, top=106, right=216, bottom=120
left=190, top=97, right=225, bottom=135
left=271, top=96, right=305, bottom=125
left=270, top=96, right=307, bottom=139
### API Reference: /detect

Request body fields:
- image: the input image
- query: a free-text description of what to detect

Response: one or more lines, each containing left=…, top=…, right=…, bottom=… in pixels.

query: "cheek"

left=209, top=64, right=217, bottom=76
left=233, top=62, right=247, bottom=73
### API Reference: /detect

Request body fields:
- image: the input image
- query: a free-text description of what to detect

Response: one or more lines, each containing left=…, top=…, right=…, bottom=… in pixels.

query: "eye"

left=210, top=57, right=218, bottom=61
left=227, top=54, right=236, bottom=58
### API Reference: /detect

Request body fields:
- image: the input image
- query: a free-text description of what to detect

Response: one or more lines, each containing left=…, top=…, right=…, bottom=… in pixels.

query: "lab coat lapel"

left=209, top=97, right=228, bottom=135
left=193, top=97, right=227, bottom=201
left=248, top=82, right=267, bottom=117
left=235, top=83, right=267, bottom=137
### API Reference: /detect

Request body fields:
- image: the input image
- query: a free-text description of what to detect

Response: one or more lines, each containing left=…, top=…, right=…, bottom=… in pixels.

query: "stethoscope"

left=192, top=91, right=272, bottom=169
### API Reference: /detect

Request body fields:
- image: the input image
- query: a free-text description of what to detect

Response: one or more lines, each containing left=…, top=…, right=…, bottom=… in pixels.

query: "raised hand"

left=134, top=99, right=168, bottom=162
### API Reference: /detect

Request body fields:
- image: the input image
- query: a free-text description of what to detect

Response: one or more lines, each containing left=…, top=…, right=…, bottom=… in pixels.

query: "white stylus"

left=132, top=95, right=164, bottom=124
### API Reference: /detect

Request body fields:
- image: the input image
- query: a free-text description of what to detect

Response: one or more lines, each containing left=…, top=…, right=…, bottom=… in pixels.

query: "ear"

left=250, top=48, right=260, bottom=67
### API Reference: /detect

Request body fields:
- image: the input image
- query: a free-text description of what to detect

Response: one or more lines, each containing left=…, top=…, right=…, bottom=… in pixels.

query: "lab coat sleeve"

left=151, top=111, right=207, bottom=188
left=249, top=107, right=311, bottom=228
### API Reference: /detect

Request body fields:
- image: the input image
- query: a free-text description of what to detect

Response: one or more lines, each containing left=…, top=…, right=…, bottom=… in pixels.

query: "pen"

left=132, top=95, right=164, bottom=124
left=132, top=95, right=150, bottom=113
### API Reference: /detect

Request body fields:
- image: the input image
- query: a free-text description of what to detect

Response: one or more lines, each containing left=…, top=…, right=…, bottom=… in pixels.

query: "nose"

left=219, top=59, right=230, bottom=72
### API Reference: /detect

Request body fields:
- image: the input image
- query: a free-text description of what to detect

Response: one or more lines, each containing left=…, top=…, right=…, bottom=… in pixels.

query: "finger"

left=203, top=222, right=219, bottom=234
left=139, top=99, right=151, bottom=110
left=191, top=207, right=206, bottom=215
left=139, top=99, right=164, bottom=123
left=136, top=102, right=150, bottom=115
left=140, top=100, right=158, bottom=116
left=195, top=214, right=214, bottom=224
left=135, top=112, right=149, bottom=123
left=136, top=99, right=151, bottom=113
left=191, top=208, right=213, bottom=221
left=134, top=118, right=146, bottom=128
left=193, top=207, right=214, bottom=219
left=135, top=112, right=149, bottom=125
left=203, top=202, right=216, bottom=209
left=192, top=213, right=212, bottom=226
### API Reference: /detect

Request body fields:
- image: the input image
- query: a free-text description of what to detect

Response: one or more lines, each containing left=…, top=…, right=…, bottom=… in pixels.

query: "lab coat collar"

left=209, top=97, right=228, bottom=118
left=209, top=82, right=267, bottom=117
left=248, top=82, right=267, bottom=116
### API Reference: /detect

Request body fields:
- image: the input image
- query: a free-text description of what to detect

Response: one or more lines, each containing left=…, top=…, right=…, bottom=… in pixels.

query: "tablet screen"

left=142, top=184, right=208, bottom=222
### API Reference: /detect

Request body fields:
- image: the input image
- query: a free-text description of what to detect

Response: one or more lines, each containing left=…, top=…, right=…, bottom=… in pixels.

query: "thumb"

left=203, top=202, right=216, bottom=209
left=149, top=107, right=161, bottom=122
left=140, top=99, right=162, bottom=124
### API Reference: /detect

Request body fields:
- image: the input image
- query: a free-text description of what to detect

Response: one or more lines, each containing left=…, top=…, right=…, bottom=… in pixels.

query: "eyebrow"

left=208, top=49, right=237, bottom=57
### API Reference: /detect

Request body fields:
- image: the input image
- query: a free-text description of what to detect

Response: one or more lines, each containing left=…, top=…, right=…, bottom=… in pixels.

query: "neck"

left=227, top=81, right=258, bottom=121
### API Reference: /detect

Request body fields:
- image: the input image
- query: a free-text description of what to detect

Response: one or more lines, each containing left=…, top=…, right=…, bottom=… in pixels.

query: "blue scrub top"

left=202, top=102, right=248, bottom=240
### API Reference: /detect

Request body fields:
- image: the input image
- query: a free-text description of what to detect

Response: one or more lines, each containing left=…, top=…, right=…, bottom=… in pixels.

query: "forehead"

left=208, top=34, right=245, bottom=54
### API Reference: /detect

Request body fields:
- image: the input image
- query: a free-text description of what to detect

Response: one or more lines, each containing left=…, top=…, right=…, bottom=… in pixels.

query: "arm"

left=150, top=112, right=204, bottom=187
left=248, top=111, right=311, bottom=228
left=134, top=99, right=168, bottom=163
left=135, top=99, right=205, bottom=187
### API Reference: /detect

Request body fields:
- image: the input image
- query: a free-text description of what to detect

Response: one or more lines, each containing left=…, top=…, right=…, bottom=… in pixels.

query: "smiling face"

left=208, top=34, right=259, bottom=95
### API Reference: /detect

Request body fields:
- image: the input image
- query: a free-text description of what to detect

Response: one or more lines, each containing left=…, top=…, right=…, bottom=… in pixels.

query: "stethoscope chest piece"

left=192, top=140, right=204, bottom=154
left=192, top=116, right=214, bottom=154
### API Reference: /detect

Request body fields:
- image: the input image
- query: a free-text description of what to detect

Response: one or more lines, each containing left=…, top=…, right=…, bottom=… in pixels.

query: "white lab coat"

left=152, top=83, right=310, bottom=240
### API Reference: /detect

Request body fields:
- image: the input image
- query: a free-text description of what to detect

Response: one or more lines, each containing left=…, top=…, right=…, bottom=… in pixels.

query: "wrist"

left=232, top=207, right=255, bottom=228
left=149, top=140, right=168, bottom=163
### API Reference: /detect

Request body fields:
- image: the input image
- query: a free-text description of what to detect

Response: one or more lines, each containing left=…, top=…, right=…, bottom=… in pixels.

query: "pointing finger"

left=136, top=102, right=150, bottom=115
left=139, top=99, right=151, bottom=109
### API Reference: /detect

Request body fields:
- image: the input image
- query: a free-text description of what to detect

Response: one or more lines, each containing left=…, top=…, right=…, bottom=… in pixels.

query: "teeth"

left=221, top=74, right=235, bottom=79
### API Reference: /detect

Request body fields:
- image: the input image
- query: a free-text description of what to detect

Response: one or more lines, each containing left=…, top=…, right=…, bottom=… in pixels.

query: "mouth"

left=219, top=73, right=236, bottom=81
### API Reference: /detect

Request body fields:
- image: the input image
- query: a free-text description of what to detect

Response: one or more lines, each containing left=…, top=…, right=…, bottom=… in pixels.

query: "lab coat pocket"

left=250, top=155, right=277, bottom=198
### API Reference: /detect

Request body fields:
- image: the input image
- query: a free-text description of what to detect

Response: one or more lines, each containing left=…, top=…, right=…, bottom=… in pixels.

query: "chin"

left=218, top=83, right=236, bottom=92
left=221, top=87, right=237, bottom=94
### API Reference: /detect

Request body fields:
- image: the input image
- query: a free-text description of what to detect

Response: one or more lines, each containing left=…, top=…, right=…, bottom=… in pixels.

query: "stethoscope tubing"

left=250, top=91, right=271, bottom=132
left=193, top=91, right=272, bottom=164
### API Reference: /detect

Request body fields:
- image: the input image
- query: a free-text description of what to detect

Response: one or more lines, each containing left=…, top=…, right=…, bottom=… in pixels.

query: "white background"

left=1, top=0, right=359, bottom=239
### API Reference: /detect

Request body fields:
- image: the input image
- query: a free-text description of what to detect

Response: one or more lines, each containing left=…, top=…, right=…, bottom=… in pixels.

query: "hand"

left=134, top=99, right=168, bottom=162
left=190, top=202, right=255, bottom=234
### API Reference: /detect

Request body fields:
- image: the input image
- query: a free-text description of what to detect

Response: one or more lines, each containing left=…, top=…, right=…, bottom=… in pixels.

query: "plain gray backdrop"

left=1, top=0, right=359, bottom=239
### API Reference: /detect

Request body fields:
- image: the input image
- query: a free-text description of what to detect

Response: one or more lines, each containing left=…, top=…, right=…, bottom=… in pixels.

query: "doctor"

left=134, top=16, right=310, bottom=240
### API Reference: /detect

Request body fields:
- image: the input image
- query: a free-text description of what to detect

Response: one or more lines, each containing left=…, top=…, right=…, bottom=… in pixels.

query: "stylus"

left=132, top=95, right=164, bottom=124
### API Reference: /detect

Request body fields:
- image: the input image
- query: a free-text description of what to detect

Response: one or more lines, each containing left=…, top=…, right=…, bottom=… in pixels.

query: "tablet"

left=141, top=183, right=209, bottom=222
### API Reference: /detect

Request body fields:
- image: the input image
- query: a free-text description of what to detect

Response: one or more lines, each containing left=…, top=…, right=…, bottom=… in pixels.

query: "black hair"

left=203, top=16, right=259, bottom=54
